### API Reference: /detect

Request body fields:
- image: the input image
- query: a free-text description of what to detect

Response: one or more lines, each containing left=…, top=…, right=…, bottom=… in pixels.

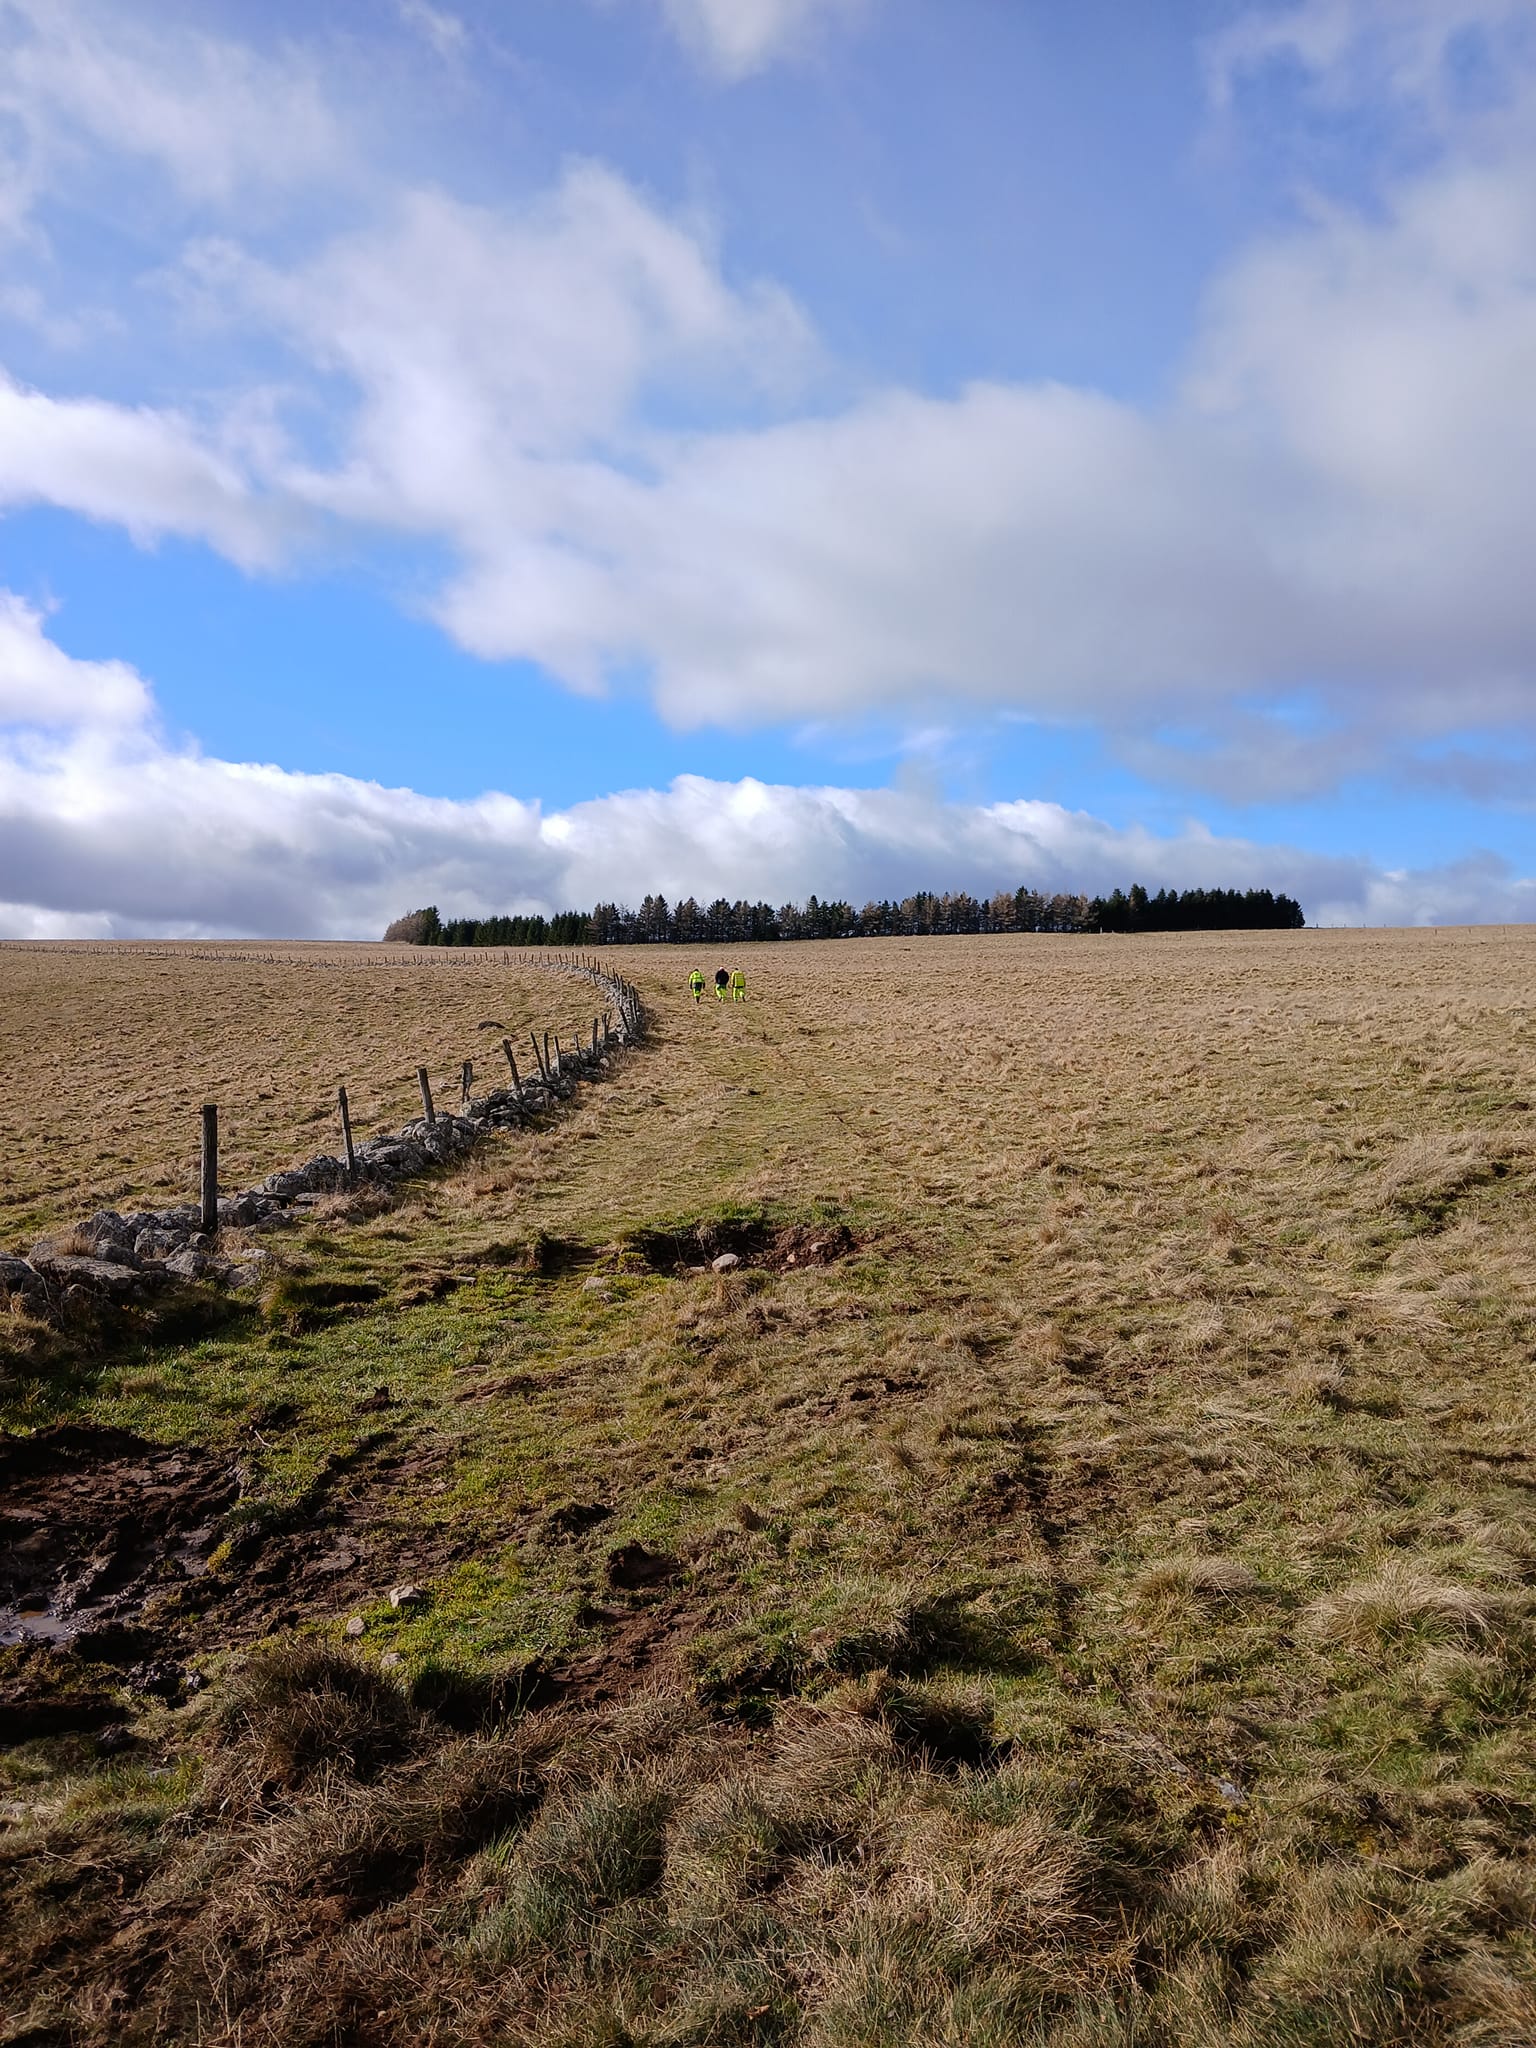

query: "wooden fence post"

left=592, top=1015, right=599, bottom=1056
left=417, top=1065, right=437, bottom=1127
left=461, top=1058, right=473, bottom=1107
left=501, top=1037, right=521, bottom=1095
left=337, top=1086, right=357, bottom=1178
left=530, top=1032, right=547, bottom=1083
left=200, top=1103, right=218, bottom=1233
left=543, top=1030, right=552, bottom=1079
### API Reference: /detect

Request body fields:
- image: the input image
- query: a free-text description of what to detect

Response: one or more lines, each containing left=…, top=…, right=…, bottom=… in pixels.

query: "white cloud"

left=396, top=0, right=468, bottom=61
left=1205, top=0, right=1536, bottom=116
left=0, top=0, right=346, bottom=220
left=0, top=592, right=150, bottom=727
left=144, top=99, right=1533, bottom=791
left=0, top=603, right=1527, bottom=937
left=0, top=370, right=296, bottom=569
left=656, top=0, right=868, bottom=80
left=0, top=6, right=1533, bottom=802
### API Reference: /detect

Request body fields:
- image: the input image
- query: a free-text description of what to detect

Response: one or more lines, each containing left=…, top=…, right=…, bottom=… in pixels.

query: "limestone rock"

left=32, top=1254, right=153, bottom=1300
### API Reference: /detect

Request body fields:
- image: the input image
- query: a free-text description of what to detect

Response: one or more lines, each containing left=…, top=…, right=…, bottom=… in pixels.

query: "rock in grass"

left=344, top=1615, right=366, bottom=1638
left=711, top=1251, right=742, bottom=1273
left=388, top=1583, right=424, bottom=1609
left=31, top=1253, right=155, bottom=1299
left=0, top=1255, right=43, bottom=1298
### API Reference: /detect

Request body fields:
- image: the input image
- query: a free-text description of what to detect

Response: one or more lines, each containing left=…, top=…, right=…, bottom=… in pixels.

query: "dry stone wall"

left=1, top=955, right=645, bottom=1320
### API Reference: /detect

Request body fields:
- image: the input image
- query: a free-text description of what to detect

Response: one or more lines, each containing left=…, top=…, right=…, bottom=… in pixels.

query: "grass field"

left=0, top=943, right=613, bottom=1245
left=4, top=927, right=1536, bottom=2046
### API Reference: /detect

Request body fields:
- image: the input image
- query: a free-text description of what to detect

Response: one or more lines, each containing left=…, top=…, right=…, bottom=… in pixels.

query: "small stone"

left=388, top=1582, right=424, bottom=1608
left=164, top=1249, right=209, bottom=1280
left=711, top=1252, right=741, bottom=1273
left=581, top=1276, right=614, bottom=1296
left=314, top=1550, right=357, bottom=1575
left=379, top=1651, right=403, bottom=1670
left=344, top=1615, right=365, bottom=1638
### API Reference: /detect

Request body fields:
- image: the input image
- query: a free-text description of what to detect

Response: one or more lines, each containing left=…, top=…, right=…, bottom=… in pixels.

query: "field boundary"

left=0, top=955, right=646, bottom=1319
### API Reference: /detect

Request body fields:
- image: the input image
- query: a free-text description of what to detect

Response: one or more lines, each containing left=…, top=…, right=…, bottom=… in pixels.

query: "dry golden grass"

left=6, top=924, right=1536, bottom=2045
left=0, top=941, right=613, bottom=1242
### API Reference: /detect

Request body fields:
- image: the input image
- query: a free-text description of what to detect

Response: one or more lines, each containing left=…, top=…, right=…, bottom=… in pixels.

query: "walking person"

left=730, top=966, right=747, bottom=1002
left=688, top=967, right=705, bottom=1004
left=714, top=967, right=729, bottom=1002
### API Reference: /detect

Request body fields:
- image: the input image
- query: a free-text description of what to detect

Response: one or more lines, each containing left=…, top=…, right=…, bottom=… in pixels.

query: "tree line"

left=384, top=883, right=1304, bottom=947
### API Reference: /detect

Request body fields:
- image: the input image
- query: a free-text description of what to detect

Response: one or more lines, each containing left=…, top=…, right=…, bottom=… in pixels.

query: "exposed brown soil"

left=551, top=1594, right=705, bottom=1707
left=619, top=1217, right=854, bottom=1273
left=0, top=1426, right=238, bottom=1655
left=0, top=1426, right=487, bottom=1739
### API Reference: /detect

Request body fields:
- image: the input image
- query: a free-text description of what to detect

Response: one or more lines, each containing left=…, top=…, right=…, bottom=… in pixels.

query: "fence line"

left=0, top=956, right=648, bottom=1316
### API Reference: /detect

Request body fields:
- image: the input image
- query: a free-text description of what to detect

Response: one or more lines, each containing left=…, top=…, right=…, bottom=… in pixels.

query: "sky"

left=0, top=0, right=1533, bottom=937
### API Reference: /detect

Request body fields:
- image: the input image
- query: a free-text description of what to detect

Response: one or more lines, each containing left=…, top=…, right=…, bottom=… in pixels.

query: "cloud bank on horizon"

left=4, top=599, right=1528, bottom=939
left=0, top=0, right=1531, bottom=934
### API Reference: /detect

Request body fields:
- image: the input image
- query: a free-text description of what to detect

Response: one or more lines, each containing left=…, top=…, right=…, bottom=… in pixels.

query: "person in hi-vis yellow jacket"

left=730, top=968, right=747, bottom=1002
left=688, top=968, right=705, bottom=1003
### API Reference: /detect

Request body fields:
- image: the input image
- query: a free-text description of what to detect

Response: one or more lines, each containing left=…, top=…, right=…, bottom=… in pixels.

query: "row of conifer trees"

left=384, top=883, right=1304, bottom=948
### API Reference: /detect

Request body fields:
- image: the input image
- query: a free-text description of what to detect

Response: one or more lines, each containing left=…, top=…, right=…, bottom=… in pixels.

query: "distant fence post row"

left=183, top=949, right=646, bottom=1230
left=3, top=953, right=647, bottom=1279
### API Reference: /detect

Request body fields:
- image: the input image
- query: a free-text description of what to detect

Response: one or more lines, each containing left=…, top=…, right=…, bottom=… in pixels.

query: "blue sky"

left=0, top=0, right=1533, bottom=935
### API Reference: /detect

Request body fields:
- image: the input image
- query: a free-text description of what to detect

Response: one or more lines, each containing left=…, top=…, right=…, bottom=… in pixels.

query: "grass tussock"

left=10, top=1646, right=1536, bottom=2047
left=1302, top=1558, right=1523, bottom=1649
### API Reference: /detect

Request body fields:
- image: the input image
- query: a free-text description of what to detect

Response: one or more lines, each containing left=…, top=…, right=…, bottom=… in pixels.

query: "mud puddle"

left=0, top=1425, right=239, bottom=1655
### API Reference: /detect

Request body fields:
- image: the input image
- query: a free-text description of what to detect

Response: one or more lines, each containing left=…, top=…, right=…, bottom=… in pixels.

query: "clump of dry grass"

left=1130, top=1555, right=1262, bottom=1618
left=1302, top=1557, right=1519, bottom=1648
left=1373, top=1130, right=1497, bottom=1211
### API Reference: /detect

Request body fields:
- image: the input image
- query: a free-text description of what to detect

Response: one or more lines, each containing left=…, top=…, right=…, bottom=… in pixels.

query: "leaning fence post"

left=417, top=1064, right=437, bottom=1127
left=461, top=1058, right=473, bottom=1108
left=200, top=1103, right=219, bottom=1233
left=501, top=1037, right=521, bottom=1095
left=530, top=1031, right=547, bottom=1083
left=337, top=1086, right=357, bottom=1178
left=543, top=1030, right=552, bottom=1079
left=592, top=1015, right=600, bottom=1057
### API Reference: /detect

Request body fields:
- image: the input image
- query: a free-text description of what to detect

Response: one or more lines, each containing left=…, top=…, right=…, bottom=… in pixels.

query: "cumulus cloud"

left=1, top=0, right=1534, bottom=805
left=0, top=592, right=150, bottom=727
left=655, top=0, right=869, bottom=80
left=0, top=371, right=295, bottom=568
left=0, top=602, right=1528, bottom=937
left=116, top=74, right=1531, bottom=791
